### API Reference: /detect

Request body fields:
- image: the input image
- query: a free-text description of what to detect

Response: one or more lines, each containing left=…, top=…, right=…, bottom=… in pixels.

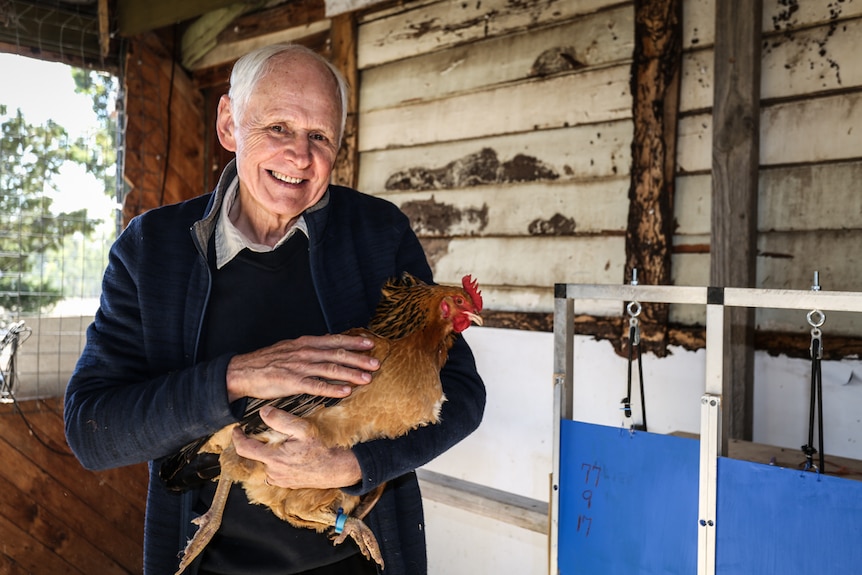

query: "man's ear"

left=216, top=95, right=237, bottom=152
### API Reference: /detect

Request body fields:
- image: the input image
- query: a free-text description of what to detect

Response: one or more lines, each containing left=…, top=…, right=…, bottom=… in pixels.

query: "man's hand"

left=226, top=334, right=379, bottom=402
left=232, top=406, right=362, bottom=489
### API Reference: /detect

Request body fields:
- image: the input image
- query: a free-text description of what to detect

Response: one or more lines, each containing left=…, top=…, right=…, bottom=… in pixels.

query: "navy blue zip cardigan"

left=64, top=160, right=486, bottom=574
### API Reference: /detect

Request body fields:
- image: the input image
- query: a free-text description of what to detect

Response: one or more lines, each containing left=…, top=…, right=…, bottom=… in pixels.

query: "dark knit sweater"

left=195, top=235, right=358, bottom=573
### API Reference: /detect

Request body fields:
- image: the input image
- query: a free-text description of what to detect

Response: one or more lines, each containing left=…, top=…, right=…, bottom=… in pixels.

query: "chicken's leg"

left=332, top=515, right=384, bottom=569
left=175, top=474, right=233, bottom=575
left=330, top=485, right=387, bottom=569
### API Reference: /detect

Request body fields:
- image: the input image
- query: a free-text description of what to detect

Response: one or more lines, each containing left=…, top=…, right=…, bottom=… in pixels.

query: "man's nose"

left=284, top=134, right=312, bottom=167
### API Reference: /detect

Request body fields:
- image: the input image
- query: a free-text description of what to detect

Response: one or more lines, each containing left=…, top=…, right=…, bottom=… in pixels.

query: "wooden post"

left=330, top=13, right=359, bottom=190
left=625, top=0, right=682, bottom=357
left=711, top=0, right=762, bottom=441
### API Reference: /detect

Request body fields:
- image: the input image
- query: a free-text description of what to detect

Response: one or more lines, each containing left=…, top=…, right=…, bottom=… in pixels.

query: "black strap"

left=802, top=334, right=824, bottom=472
left=622, top=322, right=647, bottom=432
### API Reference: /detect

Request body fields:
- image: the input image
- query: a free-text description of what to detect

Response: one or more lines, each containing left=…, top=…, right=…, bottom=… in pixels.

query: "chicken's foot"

left=175, top=474, right=233, bottom=575
left=332, top=514, right=384, bottom=569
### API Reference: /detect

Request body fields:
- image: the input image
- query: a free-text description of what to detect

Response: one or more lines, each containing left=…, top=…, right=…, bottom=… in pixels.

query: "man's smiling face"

left=216, top=51, right=342, bottom=236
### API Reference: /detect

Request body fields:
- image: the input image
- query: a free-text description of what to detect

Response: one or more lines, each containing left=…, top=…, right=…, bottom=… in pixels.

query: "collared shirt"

left=215, top=175, right=309, bottom=269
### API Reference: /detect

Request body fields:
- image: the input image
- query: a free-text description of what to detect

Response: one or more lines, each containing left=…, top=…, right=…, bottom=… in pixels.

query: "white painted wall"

left=423, top=326, right=862, bottom=574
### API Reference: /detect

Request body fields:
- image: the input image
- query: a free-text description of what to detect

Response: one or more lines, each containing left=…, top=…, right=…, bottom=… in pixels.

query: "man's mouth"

left=270, top=170, right=303, bottom=184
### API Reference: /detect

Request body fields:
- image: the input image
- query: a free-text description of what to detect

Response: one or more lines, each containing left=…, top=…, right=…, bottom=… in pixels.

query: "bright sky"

left=0, top=52, right=118, bottom=219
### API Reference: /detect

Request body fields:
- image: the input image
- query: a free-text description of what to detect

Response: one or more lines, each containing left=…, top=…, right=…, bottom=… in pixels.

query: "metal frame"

left=550, top=284, right=862, bottom=575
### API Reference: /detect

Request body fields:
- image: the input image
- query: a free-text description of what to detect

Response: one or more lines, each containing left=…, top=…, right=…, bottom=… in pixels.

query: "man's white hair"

left=227, top=43, right=349, bottom=145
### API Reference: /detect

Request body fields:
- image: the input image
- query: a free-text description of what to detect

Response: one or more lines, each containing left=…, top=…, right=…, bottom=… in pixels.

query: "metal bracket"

left=697, top=394, right=721, bottom=575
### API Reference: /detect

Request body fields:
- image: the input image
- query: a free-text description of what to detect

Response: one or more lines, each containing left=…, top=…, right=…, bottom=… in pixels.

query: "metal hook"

left=807, top=309, right=825, bottom=329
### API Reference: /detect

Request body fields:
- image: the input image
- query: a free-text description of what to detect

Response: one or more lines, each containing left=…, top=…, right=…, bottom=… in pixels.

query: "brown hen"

left=165, top=272, right=483, bottom=574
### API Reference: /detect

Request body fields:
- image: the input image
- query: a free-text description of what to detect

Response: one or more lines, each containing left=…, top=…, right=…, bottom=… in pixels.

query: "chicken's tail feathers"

left=159, top=440, right=220, bottom=491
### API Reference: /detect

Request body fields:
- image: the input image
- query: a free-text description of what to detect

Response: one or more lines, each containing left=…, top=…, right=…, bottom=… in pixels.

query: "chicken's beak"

left=465, top=311, right=483, bottom=326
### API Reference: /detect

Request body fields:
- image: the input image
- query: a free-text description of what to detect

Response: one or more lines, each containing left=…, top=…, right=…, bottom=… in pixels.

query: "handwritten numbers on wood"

left=577, top=462, right=602, bottom=537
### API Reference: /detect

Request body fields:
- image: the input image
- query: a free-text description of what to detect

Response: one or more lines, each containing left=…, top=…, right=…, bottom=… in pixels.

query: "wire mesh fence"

left=1, top=49, right=120, bottom=401
left=0, top=191, right=117, bottom=400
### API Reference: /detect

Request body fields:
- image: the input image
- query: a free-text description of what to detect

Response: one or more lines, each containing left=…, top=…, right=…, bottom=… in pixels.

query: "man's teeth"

left=271, top=171, right=302, bottom=184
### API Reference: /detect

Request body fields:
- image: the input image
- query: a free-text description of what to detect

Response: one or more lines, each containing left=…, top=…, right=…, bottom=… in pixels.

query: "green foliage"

left=71, top=68, right=118, bottom=193
left=0, top=66, right=118, bottom=316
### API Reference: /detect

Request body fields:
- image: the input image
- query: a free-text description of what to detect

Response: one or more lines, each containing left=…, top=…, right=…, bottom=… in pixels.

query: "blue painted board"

left=558, top=420, right=699, bottom=574
left=716, top=457, right=862, bottom=574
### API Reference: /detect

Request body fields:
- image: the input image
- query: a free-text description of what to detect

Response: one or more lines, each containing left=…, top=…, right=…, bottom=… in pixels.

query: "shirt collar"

left=214, top=176, right=308, bottom=269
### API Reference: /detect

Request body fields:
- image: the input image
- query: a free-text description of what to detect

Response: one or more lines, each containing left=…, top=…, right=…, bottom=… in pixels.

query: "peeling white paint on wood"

left=682, top=16, right=862, bottom=112
left=355, top=0, right=862, bottom=329
left=761, top=16, right=862, bottom=97
left=358, top=0, right=624, bottom=69
left=378, top=178, right=630, bottom=237
left=358, top=120, right=633, bottom=192
left=359, top=64, right=632, bottom=151
left=359, top=5, right=634, bottom=112
left=681, top=0, right=862, bottom=49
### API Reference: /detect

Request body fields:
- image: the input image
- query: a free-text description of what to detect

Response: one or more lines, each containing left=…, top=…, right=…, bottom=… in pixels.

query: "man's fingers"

left=260, top=405, right=307, bottom=437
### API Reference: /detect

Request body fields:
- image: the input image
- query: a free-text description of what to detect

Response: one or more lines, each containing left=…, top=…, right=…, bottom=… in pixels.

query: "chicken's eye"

left=455, top=296, right=464, bottom=306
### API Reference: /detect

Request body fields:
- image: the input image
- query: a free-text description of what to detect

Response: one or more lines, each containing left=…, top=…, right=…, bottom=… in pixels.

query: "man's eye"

left=310, top=133, right=327, bottom=142
left=270, top=125, right=284, bottom=133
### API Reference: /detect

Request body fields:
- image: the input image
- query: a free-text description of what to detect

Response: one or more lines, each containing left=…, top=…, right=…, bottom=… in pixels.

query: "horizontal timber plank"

left=429, top=236, right=626, bottom=297
left=681, top=0, right=862, bottom=49
left=681, top=16, right=862, bottom=112
left=359, top=63, right=631, bottom=151
left=0, top=473, right=128, bottom=574
left=358, top=0, right=625, bottom=69
left=675, top=161, right=862, bottom=236
left=0, top=399, right=145, bottom=573
left=678, top=94, right=862, bottom=172
left=359, top=5, right=634, bottom=111
left=417, top=468, right=548, bottom=534
left=378, top=178, right=629, bottom=237
left=358, top=120, right=633, bottom=193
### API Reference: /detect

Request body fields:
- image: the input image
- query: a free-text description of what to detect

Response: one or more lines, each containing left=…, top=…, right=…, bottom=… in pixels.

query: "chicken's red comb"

left=462, top=275, right=483, bottom=312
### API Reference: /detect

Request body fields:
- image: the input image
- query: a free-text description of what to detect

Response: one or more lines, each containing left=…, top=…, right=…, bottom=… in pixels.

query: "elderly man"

left=64, top=43, right=485, bottom=575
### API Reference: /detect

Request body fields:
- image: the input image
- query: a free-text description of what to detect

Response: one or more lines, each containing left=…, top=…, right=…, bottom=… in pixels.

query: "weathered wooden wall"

left=675, top=0, right=862, bottom=335
left=355, top=0, right=862, bottom=340
left=356, top=0, right=635, bottom=323
left=0, top=398, right=147, bottom=573
left=116, top=0, right=862, bottom=343
left=122, top=31, right=206, bottom=227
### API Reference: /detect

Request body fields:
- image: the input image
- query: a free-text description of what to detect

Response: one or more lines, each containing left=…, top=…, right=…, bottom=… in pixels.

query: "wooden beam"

left=216, top=0, right=326, bottom=44
left=181, top=3, right=256, bottom=69
left=117, top=0, right=251, bottom=37
left=625, top=0, right=683, bottom=357
left=416, top=469, right=548, bottom=534
left=330, top=12, right=359, bottom=189
left=0, top=0, right=115, bottom=70
left=710, top=0, right=762, bottom=441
